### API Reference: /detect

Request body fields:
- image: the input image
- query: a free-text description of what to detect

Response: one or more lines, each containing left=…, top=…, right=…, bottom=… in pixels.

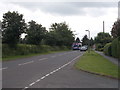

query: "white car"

left=80, top=46, right=88, bottom=51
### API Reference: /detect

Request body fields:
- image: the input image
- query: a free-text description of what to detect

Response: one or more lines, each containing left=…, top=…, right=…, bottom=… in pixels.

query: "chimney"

left=103, top=21, right=105, bottom=33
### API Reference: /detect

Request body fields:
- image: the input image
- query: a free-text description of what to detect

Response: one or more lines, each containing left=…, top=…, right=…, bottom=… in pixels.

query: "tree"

left=94, top=32, right=112, bottom=51
left=81, top=35, right=89, bottom=46
left=75, top=37, right=80, bottom=43
left=47, top=22, right=75, bottom=46
left=90, top=37, right=94, bottom=46
left=2, top=11, right=26, bottom=47
left=111, top=19, right=120, bottom=38
left=94, top=32, right=112, bottom=46
left=45, top=31, right=58, bottom=46
left=25, top=20, right=47, bottom=45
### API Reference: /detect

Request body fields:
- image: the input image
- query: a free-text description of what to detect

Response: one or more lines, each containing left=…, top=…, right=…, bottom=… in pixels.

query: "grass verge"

left=75, top=50, right=120, bottom=79
left=2, top=50, right=70, bottom=61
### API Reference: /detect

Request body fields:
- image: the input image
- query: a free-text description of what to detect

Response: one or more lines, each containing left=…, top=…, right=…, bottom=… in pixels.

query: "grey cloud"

left=68, top=2, right=117, bottom=8
left=11, top=2, right=118, bottom=16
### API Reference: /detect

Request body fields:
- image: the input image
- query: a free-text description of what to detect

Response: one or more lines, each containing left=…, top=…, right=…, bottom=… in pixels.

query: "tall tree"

left=25, top=20, right=47, bottom=45
left=47, top=22, right=75, bottom=46
left=45, top=31, right=58, bottom=46
left=75, top=37, right=80, bottom=43
left=90, top=37, right=94, bottom=46
left=111, top=19, right=120, bottom=38
left=2, top=11, right=26, bottom=46
left=81, top=35, right=89, bottom=46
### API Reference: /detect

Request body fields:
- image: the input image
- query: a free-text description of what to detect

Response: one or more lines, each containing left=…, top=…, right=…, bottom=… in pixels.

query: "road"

left=2, top=51, right=118, bottom=89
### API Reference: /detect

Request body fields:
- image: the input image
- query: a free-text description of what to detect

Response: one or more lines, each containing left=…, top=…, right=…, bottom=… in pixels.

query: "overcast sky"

left=0, top=0, right=119, bottom=40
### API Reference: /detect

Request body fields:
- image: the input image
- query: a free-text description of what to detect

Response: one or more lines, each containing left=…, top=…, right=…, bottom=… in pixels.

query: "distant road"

left=2, top=51, right=118, bottom=89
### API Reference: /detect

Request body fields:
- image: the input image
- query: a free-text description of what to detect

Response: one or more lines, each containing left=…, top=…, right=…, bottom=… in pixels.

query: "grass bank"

left=75, top=50, right=119, bottom=79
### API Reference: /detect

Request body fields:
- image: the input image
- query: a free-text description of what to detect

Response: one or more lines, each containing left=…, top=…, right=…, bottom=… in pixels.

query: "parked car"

left=80, top=46, right=88, bottom=51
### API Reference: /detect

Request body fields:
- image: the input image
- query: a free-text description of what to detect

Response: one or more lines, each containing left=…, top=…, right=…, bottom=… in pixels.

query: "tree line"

left=1, top=11, right=119, bottom=49
left=1, top=11, right=75, bottom=47
left=79, top=19, right=120, bottom=51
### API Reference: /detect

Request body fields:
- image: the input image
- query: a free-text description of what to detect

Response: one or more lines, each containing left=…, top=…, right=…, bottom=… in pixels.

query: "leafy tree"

left=2, top=11, right=26, bottom=47
left=25, top=20, right=47, bottom=45
left=94, top=32, right=112, bottom=47
left=45, top=31, right=58, bottom=46
left=47, top=22, right=75, bottom=46
left=81, top=35, right=89, bottom=46
left=111, top=19, right=120, bottom=38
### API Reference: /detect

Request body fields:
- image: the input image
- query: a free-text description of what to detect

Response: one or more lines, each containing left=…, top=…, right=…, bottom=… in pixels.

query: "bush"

left=118, top=37, right=120, bottom=59
left=104, top=37, right=120, bottom=59
left=95, top=43, right=104, bottom=51
left=111, top=38, right=119, bottom=58
left=60, top=46, right=69, bottom=51
left=104, top=43, right=112, bottom=56
left=2, top=44, right=69, bottom=58
left=99, top=48, right=104, bottom=51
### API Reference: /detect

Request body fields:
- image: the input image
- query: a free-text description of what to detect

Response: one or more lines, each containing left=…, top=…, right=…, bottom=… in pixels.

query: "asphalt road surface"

left=2, top=51, right=118, bottom=89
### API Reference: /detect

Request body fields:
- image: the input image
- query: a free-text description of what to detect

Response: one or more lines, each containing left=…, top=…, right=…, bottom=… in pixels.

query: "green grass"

left=2, top=50, right=70, bottom=61
left=75, top=50, right=120, bottom=79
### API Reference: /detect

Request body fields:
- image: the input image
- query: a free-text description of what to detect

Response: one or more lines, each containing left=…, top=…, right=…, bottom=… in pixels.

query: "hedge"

left=111, top=38, right=119, bottom=58
left=104, top=43, right=112, bottom=56
left=117, top=37, right=119, bottom=59
left=2, top=44, right=69, bottom=58
left=117, top=37, right=120, bottom=59
left=104, top=37, right=120, bottom=59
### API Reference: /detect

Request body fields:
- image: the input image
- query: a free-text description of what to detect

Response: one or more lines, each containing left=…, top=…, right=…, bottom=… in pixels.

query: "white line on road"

left=24, top=87, right=29, bottom=89
left=39, top=58, right=48, bottom=61
left=18, top=61, right=34, bottom=66
left=35, top=79, right=40, bottom=82
left=58, top=54, right=62, bottom=56
left=41, top=76, right=45, bottom=80
left=29, top=82, right=35, bottom=86
left=0, top=67, right=8, bottom=70
left=22, top=54, right=82, bottom=90
left=51, top=56, right=56, bottom=58
left=63, top=53, right=68, bottom=55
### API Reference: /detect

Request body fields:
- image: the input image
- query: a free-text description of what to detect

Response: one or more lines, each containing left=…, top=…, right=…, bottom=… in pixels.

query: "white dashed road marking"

left=39, top=58, right=48, bottom=61
left=58, top=54, right=62, bottom=56
left=22, top=54, right=82, bottom=90
left=18, top=61, right=34, bottom=66
left=51, top=56, right=56, bottom=58
left=0, top=67, right=8, bottom=70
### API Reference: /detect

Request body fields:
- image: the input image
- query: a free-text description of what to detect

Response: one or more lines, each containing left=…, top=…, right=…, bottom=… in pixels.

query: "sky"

left=0, top=0, right=119, bottom=40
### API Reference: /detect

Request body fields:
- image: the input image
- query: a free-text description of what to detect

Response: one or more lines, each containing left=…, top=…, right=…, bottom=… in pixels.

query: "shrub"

left=95, top=43, right=104, bottom=51
left=99, top=48, right=104, bottom=51
left=2, top=44, right=69, bottom=58
left=60, top=46, right=69, bottom=51
left=104, top=43, right=112, bottom=56
left=104, top=37, right=120, bottom=59
left=111, top=38, right=119, bottom=58
left=118, top=37, right=120, bottom=59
